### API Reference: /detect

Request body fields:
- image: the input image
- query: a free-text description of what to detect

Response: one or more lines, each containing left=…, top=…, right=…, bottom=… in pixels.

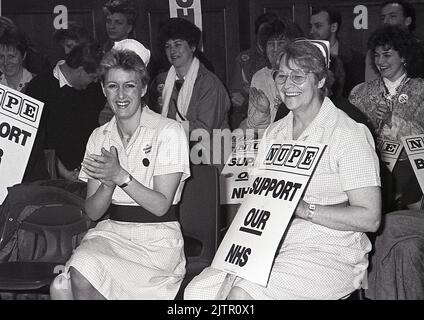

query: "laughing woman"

left=150, top=18, right=230, bottom=164
left=349, top=25, right=424, bottom=210
left=50, top=40, right=190, bottom=300
left=185, top=40, right=381, bottom=300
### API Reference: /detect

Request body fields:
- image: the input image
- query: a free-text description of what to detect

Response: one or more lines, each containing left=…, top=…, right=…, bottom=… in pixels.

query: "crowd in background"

left=1, top=0, right=424, bottom=300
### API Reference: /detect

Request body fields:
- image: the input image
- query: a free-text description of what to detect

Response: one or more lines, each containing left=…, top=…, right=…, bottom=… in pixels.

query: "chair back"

left=179, top=165, right=221, bottom=263
left=16, top=204, right=88, bottom=264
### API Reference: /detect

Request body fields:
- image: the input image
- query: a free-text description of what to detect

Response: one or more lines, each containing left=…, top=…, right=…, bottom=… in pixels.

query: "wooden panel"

left=261, top=2, right=295, bottom=22
left=5, top=10, right=95, bottom=64
left=308, top=1, right=424, bottom=55
left=2, top=0, right=104, bottom=65
left=248, top=0, right=310, bottom=48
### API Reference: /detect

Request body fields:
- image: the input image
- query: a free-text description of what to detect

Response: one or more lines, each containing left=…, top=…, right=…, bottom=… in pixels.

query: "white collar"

left=53, top=60, right=72, bottom=88
left=0, top=68, right=33, bottom=91
left=383, top=73, right=406, bottom=96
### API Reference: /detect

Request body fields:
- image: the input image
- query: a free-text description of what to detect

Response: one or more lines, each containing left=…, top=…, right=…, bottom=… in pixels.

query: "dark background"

left=3, top=0, right=424, bottom=85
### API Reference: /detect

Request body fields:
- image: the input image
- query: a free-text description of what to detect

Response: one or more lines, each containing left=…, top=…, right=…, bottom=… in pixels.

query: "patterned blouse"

left=349, top=77, right=424, bottom=143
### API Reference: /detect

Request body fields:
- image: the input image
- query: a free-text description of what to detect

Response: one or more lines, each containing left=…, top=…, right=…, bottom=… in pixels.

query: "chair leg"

left=358, top=289, right=367, bottom=300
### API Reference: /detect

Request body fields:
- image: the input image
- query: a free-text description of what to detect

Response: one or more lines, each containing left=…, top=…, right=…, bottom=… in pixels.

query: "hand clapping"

left=249, top=87, right=270, bottom=114
left=82, top=146, right=124, bottom=187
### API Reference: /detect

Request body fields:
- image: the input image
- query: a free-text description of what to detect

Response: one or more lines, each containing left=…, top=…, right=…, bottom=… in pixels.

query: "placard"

left=220, top=139, right=260, bottom=204
left=212, top=140, right=326, bottom=286
left=401, top=134, right=424, bottom=193
left=377, top=138, right=403, bottom=172
left=0, top=83, right=44, bottom=204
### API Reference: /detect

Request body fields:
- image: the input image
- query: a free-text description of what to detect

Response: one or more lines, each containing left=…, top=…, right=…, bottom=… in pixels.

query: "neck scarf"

left=161, top=57, right=200, bottom=121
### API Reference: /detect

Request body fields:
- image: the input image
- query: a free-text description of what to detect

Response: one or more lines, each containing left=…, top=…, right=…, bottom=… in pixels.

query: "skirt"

left=64, top=219, right=186, bottom=300
left=184, top=218, right=370, bottom=300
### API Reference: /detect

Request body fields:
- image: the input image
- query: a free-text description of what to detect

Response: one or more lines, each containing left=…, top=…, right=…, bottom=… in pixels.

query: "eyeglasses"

left=273, top=69, right=311, bottom=85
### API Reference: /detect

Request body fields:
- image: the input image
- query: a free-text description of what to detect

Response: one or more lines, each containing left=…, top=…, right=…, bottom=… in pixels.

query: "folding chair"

left=0, top=204, right=89, bottom=295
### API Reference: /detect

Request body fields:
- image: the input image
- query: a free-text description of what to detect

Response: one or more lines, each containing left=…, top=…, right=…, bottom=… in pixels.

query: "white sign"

left=377, top=138, right=403, bottom=172
left=220, top=139, right=259, bottom=204
left=401, top=134, right=424, bottom=193
left=169, top=0, right=203, bottom=31
left=0, top=83, right=44, bottom=204
left=212, top=140, right=326, bottom=286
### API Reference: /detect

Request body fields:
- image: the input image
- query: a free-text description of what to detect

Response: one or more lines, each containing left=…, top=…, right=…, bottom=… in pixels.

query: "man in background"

left=310, top=7, right=365, bottom=97
left=366, top=1, right=423, bottom=80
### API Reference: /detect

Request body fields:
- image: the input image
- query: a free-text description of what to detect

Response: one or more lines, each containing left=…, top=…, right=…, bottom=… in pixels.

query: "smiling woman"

left=150, top=18, right=230, bottom=165
left=49, top=40, right=191, bottom=300
left=349, top=25, right=424, bottom=210
left=185, top=40, right=381, bottom=300
left=0, top=28, right=34, bottom=92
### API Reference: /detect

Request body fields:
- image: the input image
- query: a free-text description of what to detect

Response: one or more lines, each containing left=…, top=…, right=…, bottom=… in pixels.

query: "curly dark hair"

left=368, top=25, right=421, bottom=77
left=159, top=18, right=201, bottom=50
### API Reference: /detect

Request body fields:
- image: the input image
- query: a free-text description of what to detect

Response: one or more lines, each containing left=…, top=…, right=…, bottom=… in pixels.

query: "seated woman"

left=239, top=19, right=303, bottom=131
left=185, top=40, right=381, bottom=300
left=50, top=40, right=190, bottom=300
left=349, top=25, right=424, bottom=210
left=0, top=28, right=49, bottom=182
left=0, top=28, right=34, bottom=92
left=150, top=18, right=230, bottom=163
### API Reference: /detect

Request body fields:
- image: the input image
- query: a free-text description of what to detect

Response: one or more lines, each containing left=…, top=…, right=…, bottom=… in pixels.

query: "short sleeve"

left=336, top=124, right=381, bottom=191
left=78, top=130, right=97, bottom=182
left=154, top=122, right=190, bottom=182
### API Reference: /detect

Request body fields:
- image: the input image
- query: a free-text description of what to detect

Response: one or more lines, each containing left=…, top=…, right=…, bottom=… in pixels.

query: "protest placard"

left=220, top=139, right=260, bottom=204
left=0, top=83, right=44, bottom=204
left=377, top=138, right=403, bottom=172
left=401, top=134, right=424, bottom=193
left=212, top=140, right=326, bottom=286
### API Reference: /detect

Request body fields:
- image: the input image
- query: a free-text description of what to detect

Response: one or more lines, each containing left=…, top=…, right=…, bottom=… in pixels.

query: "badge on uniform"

left=143, top=158, right=150, bottom=167
left=143, top=144, right=152, bottom=154
left=398, top=94, right=408, bottom=104
left=157, top=83, right=164, bottom=93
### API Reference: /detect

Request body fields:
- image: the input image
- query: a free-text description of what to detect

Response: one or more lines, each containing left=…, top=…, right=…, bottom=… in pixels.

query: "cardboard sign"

left=220, top=139, right=260, bottom=204
left=377, top=138, right=403, bottom=172
left=212, top=140, right=326, bottom=286
left=0, top=83, right=44, bottom=204
left=401, top=134, right=424, bottom=193
left=169, top=0, right=203, bottom=31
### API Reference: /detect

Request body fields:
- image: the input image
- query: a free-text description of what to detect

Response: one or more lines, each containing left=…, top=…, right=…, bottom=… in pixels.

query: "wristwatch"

left=119, top=174, right=133, bottom=188
left=306, top=203, right=316, bottom=222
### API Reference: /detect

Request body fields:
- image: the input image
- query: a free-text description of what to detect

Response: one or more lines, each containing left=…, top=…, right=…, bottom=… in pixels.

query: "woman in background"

left=349, top=25, right=424, bottom=210
left=0, top=28, right=34, bottom=92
